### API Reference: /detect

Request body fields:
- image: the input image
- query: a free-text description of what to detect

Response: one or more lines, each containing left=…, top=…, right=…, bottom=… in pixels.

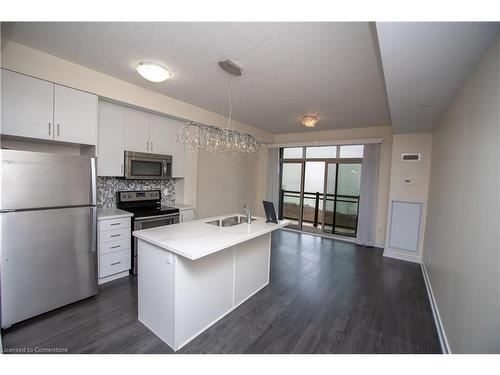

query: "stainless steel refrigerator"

left=1, top=149, right=98, bottom=328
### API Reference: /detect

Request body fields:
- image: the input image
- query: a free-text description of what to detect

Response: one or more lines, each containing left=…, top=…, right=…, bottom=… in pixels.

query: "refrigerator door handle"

left=90, top=206, right=97, bottom=253
left=90, top=157, right=97, bottom=206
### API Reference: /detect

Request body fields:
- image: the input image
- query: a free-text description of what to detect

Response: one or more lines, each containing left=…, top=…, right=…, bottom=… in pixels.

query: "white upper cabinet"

left=1, top=69, right=54, bottom=140
left=149, top=114, right=185, bottom=177
left=54, top=84, right=97, bottom=145
left=97, top=101, right=125, bottom=177
left=97, top=102, right=185, bottom=178
left=1, top=69, right=97, bottom=145
left=124, top=108, right=150, bottom=153
left=149, top=115, right=173, bottom=156
left=168, top=120, right=185, bottom=178
left=149, top=114, right=171, bottom=154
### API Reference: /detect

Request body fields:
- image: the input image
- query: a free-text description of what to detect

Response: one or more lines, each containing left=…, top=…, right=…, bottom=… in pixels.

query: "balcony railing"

left=280, top=189, right=360, bottom=235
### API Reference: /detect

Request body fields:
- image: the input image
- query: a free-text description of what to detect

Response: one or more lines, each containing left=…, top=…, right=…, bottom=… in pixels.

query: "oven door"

left=135, top=214, right=180, bottom=230
left=124, top=152, right=172, bottom=180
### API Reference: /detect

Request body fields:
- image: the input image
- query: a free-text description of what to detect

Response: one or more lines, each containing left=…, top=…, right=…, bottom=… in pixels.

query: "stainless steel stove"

left=117, top=190, right=179, bottom=275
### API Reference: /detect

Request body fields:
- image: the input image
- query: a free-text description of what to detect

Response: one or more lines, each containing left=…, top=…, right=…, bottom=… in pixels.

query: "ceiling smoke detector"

left=218, top=60, right=242, bottom=76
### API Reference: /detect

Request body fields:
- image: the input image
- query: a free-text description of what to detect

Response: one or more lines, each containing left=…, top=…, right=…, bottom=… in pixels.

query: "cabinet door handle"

left=147, top=141, right=149, bottom=150
left=110, top=245, right=121, bottom=249
left=110, top=261, right=122, bottom=266
left=48, top=123, right=52, bottom=136
left=57, top=124, right=60, bottom=137
left=110, top=223, right=120, bottom=226
left=110, top=234, right=121, bottom=238
left=151, top=142, right=153, bottom=151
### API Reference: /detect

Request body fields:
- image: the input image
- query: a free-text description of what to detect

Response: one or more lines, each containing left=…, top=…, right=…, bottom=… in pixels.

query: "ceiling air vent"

left=402, top=153, right=421, bottom=161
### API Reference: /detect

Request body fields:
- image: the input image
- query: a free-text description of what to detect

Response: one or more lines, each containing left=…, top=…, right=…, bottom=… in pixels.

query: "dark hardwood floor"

left=2, top=229, right=441, bottom=354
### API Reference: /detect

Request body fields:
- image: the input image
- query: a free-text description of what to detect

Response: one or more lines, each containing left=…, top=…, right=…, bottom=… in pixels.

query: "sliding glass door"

left=323, top=163, right=361, bottom=236
left=279, top=145, right=363, bottom=237
left=322, top=162, right=337, bottom=234
left=302, top=161, right=326, bottom=233
left=280, top=162, right=303, bottom=230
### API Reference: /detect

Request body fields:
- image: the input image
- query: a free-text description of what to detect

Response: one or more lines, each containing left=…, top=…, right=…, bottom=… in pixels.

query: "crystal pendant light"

left=178, top=60, right=265, bottom=155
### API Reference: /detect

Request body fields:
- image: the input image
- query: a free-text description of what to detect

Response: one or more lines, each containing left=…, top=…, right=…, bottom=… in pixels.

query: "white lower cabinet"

left=180, top=208, right=195, bottom=222
left=99, top=238, right=130, bottom=255
left=99, top=227, right=130, bottom=243
left=99, top=249, right=131, bottom=278
left=98, top=217, right=131, bottom=284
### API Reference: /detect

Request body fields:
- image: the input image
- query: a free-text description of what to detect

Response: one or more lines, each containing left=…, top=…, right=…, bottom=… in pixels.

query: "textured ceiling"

left=377, top=22, right=500, bottom=133
left=1, top=22, right=390, bottom=134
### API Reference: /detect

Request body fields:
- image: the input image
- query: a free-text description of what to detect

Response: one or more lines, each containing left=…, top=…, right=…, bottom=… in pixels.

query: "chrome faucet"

left=244, top=204, right=251, bottom=224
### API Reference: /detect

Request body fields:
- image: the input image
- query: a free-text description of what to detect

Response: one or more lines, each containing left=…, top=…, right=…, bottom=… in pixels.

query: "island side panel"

left=137, top=239, right=176, bottom=349
left=234, top=233, right=272, bottom=306
left=176, top=247, right=234, bottom=349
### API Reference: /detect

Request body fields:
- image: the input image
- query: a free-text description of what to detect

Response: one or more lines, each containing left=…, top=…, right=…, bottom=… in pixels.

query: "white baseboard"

left=383, top=248, right=422, bottom=263
left=98, top=270, right=129, bottom=285
left=280, top=227, right=384, bottom=247
left=421, top=263, right=451, bottom=354
left=280, top=227, right=357, bottom=244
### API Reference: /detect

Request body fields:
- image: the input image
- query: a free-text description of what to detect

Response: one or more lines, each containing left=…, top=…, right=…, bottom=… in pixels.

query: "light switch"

left=166, top=252, right=173, bottom=264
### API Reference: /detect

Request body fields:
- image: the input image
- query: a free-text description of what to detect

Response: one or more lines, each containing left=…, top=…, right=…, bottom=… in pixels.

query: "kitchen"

left=0, top=21, right=289, bottom=353
left=1, top=62, right=287, bottom=340
left=1, top=13, right=500, bottom=371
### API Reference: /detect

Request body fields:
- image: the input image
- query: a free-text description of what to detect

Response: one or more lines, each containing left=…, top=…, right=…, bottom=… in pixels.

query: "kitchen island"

left=132, top=213, right=288, bottom=351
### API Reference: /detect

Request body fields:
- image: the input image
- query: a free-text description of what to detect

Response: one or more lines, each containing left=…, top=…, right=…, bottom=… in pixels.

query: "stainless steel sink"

left=206, top=215, right=256, bottom=227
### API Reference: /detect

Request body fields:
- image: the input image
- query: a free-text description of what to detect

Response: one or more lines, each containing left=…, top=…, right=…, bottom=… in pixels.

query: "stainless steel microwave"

left=124, top=151, right=172, bottom=179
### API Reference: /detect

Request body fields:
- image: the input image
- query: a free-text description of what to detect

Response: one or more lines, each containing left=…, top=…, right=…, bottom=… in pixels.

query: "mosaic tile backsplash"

left=97, top=177, right=176, bottom=208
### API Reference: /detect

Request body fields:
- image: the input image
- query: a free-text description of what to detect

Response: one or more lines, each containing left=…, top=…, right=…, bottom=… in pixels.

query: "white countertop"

left=172, top=203, right=196, bottom=211
left=133, top=213, right=288, bottom=260
left=97, top=208, right=133, bottom=221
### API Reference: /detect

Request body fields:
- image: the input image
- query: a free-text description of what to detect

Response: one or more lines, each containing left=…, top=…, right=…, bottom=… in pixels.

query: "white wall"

left=423, top=35, right=500, bottom=353
left=383, top=133, right=432, bottom=263
left=273, top=126, right=392, bottom=247
left=196, top=151, right=259, bottom=218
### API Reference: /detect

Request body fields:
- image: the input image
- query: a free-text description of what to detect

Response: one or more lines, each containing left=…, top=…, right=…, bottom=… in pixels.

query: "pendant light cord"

left=227, top=86, right=232, bottom=129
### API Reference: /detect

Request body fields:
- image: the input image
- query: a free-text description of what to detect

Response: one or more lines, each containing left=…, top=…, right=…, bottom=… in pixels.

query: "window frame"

left=279, top=145, right=363, bottom=164
left=279, top=145, right=363, bottom=235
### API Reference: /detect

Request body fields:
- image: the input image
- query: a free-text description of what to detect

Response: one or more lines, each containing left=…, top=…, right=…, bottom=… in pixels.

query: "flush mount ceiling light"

left=136, top=62, right=171, bottom=82
left=301, top=115, right=319, bottom=128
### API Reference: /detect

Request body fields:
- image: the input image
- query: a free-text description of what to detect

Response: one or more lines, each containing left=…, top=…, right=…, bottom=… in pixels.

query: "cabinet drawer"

left=99, top=227, right=131, bottom=243
left=99, top=217, right=130, bottom=231
left=98, top=238, right=130, bottom=255
left=180, top=209, right=194, bottom=222
left=99, top=249, right=131, bottom=278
